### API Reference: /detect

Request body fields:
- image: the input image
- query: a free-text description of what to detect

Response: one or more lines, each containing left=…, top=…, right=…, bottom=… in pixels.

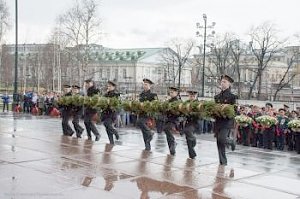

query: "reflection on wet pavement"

left=0, top=113, right=299, bottom=199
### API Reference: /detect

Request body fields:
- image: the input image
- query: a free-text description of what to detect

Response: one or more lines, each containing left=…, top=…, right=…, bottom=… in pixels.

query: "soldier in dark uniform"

left=182, top=90, right=199, bottom=159
left=83, top=79, right=101, bottom=141
left=61, top=85, right=75, bottom=136
left=163, top=87, right=180, bottom=155
left=137, top=78, right=158, bottom=151
left=71, top=85, right=84, bottom=138
left=214, top=75, right=237, bottom=166
left=102, top=81, right=120, bottom=145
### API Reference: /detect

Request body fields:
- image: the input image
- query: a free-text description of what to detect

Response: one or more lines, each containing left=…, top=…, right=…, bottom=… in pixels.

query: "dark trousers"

left=286, top=132, right=294, bottom=151
left=2, top=103, right=9, bottom=112
left=276, top=133, right=285, bottom=150
left=252, top=131, right=264, bottom=148
left=241, top=127, right=250, bottom=146
left=137, top=116, right=153, bottom=150
left=215, top=127, right=231, bottom=165
left=84, top=110, right=100, bottom=138
left=72, top=111, right=84, bottom=137
left=61, top=109, right=74, bottom=136
left=103, top=117, right=118, bottom=144
left=23, top=102, right=31, bottom=113
left=163, top=121, right=177, bottom=155
left=155, top=115, right=164, bottom=134
left=182, top=122, right=197, bottom=159
left=263, top=128, right=274, bottom=150
left=295, top=134, right=300, bottom=154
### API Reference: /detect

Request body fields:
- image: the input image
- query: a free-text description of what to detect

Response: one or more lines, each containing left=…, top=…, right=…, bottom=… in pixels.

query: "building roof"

left=88, top=46, right=166, bottom=62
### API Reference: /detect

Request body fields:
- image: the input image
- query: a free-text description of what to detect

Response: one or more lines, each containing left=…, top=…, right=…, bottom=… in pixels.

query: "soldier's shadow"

left=132, top=153, right=199, bottom=199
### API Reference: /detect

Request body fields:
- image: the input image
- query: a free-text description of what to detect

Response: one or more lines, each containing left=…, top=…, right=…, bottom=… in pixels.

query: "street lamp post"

left=196, top=14, right=215, bottom=97
left=13, top=0, right=19, bottom=108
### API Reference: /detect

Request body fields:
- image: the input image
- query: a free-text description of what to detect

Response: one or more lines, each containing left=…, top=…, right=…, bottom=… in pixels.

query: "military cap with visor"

left=187, top=90, right=198, bottom=95
left=107, top=80, right=117, bottom=87
left=168, top=86, right=179, bottom=92
left=142, top=78, right=154, bottom=85
left=221, top=74, right=234, bottom=83
left=72, top=85, right=81, bottom=89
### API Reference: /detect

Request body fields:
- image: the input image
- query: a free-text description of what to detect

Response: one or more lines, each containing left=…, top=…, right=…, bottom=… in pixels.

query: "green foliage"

left=57, top=96, right=236, bottom=119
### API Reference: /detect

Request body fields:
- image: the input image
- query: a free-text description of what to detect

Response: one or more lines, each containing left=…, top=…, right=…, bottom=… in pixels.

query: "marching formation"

left=55, top=74, right=300, bottom=166
left=57, top=75, right=238, bottom=165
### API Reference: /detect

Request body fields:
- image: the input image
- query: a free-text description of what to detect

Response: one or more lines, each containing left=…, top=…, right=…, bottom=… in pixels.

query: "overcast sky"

left=5, top=0, right=300, bottom=48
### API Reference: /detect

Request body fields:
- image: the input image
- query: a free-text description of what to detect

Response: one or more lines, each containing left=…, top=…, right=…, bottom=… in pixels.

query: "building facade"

left=0, top=44, right=193, bottom=94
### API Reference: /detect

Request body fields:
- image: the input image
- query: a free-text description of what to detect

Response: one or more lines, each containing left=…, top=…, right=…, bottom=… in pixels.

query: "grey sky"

left=5, top=0, right=300, bottom=48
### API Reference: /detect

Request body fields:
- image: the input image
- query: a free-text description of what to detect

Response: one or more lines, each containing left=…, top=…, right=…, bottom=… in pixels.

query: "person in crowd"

left=276, top=108, right=289, bottom=150
left=71, top=85, right=84, bottom=138
left=214, top=74, right=238, bottom=166
left=182, top=90, right=199, bottom=159
left=102, top=81, right=120, bottom=144
left=83, top=79, right=101, bottom=141
left=249, top=105, right=263, bottom=147
left=163, top=87, right=180, bottom=156
left=287, top=110, right=298, bottom=151
left=137, top=78, right=158, bottom=151
left=1, top=92, right=10, bottom=112
left=61, top=85, right=75, bottom=136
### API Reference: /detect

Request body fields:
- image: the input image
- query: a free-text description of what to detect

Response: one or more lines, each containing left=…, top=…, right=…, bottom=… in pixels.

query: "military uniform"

left=214, top=80, right=237, bottom=165
left=84, top=85, right=101, bottom=141
left=71, top=85, right=84, bottom=138
left=276, top=113, right=289, bottom=150
left=182, top=98, right=199, bottom=159
left=137, top=88, right=158, bottom=151
left=61, top=89, right=75, bottom=136
left=102, top=88, right=120, bottom=144
left=163, top=95, right=180, bottom=155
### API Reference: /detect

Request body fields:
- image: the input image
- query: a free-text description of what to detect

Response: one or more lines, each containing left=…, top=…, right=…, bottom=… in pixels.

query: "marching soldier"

left=214, top=75, right=237, bottom=166
left=182, top=90, right=199, bottom=159
left=137, top=78, right=158, bottom=151
left=61, top=85, right=75, bottom=136
left=102, top=81, right=120, bottom=145
left=164, top=87, right=180, bottom=155
left=71, top=85, right=84, bottom=138
left=83, top=79, right=101, bottom=141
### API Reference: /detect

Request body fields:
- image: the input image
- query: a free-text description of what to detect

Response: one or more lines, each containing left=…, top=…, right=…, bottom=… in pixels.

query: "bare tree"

left=0, top=45, right=13, bottom=89
left=0, top=0, right=10, bottom=87
left=229, top=38, right=247, bottom=98
left=0, top=0, right=9, bottom=44
left=208, top=33, right=235, bottom=77
left=273, top=46, right=300, bottom=100
left=56, top=0, right=101, bottom=86
left=247, top=22, right=285, bottom=100
left=161, top=38, right=194, bottom=89
left=80, top=0, right=101, bottom=80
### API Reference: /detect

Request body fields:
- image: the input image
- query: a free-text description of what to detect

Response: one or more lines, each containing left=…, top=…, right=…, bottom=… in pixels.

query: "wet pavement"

left=0, top=112, right=299, bottom=199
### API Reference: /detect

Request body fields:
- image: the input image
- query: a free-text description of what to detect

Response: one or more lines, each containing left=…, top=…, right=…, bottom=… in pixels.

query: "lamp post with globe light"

left=196, top=14, right=215, bottom=97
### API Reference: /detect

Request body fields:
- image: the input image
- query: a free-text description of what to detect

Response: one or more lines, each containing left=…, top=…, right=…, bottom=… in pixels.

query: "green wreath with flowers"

left=57, top=95, right=236, bottom=119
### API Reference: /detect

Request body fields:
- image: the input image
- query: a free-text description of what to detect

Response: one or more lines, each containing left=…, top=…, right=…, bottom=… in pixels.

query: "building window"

left=107, top=69, right=110, bottom=79
left=99, top=69, right=103, bottom=78
left=114, top=69, right=118, bottom=80
left=157, top=68, right=162, bottom=75
left=123, top=69, right=127, bottom=78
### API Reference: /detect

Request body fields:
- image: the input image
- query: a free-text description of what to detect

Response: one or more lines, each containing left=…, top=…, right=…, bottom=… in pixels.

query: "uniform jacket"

left=87, top=86, right=100, bottom=97
left=185, top=99, right=199, bottom=124
left=72, top=93, right=84, bottom=113
left=61, top=92, right=72, bottom=111
left=102, top=90, right=120, bottom=120
left=139, top=90, right=157, bottom=102
left=214, top=88, right=237, bottom=128
left=166, top=96, right=180, bottom=123
left=86, top=86, right=100, bottom=113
